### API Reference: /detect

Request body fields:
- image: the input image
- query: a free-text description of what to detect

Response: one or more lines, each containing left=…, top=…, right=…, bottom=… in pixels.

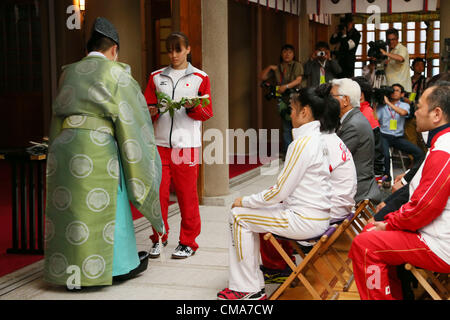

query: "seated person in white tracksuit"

left=317, top=84, right=357, bottom=223
left=217, top=87, right=336, bottom=300
left=259, top=84, right=357, bottom=275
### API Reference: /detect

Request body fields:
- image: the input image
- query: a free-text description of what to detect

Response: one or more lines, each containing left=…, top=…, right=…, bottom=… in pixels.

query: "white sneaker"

left=148, top=241, right=167, bottom=259
left=171, top=244, right=195, bottom=259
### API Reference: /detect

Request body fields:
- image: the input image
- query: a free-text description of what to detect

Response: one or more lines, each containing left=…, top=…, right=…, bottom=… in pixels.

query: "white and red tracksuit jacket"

left=144, top=63, right=213, bottom=148
left=384, top=126, right=450, bottom=265
left=322, top=132, right=357, bottom=222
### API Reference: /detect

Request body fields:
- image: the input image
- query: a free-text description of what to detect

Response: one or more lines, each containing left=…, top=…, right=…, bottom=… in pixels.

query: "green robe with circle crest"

left=44, top=54, right=164, bottom=286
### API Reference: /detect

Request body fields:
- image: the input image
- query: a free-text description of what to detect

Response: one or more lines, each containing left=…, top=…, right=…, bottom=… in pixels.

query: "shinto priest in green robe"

left=44, top=17, right=164, bottom=287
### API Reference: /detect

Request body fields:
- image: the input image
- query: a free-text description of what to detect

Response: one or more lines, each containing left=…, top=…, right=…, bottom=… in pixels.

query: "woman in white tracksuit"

left=317, top=84, right=357, bottom=223
left=259, top=84, right=357, bottom=273
left=217, top=88, right=340, bottom=300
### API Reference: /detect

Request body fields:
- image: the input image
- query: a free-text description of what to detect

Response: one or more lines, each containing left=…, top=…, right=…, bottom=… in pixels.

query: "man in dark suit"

left=331, top=78, right=382, bottom=204
left=304, top=42, right=342, bottom=88
left=330, top=14, right=361, bottom=78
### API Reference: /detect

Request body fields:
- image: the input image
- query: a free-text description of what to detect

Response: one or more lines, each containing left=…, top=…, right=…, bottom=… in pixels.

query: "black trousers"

left=373, top=127, right=385, bottom=176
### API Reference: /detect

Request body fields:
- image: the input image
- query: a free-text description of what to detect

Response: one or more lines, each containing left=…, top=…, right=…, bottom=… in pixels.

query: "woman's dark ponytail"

left=295, top=87, right=326, bottom=121
left=293, top=85, right=340, bottom=132
left=315, top=84, right=340, bottom=132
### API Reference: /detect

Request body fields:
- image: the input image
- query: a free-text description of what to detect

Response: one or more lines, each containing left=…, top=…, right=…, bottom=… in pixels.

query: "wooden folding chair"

left=263, top=212, right=354, bottom=300
left=345, top=200, right=375, bottom=240
left=405, top=264, right=450, bottom=300
left=325, top=200, right=376, bottom=291
left=309, top=213, right=355, bottom=293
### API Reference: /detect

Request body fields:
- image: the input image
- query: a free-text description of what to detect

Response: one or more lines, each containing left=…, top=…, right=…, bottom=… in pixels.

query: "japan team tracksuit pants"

left=348, top=225, right=450, bottom=300
left=150, top=147, right=201, bottom=251
left=228, top=204, right=328, bottom=293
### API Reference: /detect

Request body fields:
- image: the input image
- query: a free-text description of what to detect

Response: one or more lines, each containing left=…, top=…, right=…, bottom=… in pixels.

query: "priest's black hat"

left=92, top=17, right=119, bottom=47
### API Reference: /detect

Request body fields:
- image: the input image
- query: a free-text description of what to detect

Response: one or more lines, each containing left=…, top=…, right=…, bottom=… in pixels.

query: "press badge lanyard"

left=319, top=60, right=326, bottom=84
left=387, top=105, right=398, bottom=131
left=279, top=63, right=295, bottom=84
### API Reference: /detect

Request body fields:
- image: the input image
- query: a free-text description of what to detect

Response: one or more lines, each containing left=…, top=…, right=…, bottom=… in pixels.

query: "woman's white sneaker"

left=171, top=244, right=195, bottom=259
left=148, top=241, right=168, bottom=259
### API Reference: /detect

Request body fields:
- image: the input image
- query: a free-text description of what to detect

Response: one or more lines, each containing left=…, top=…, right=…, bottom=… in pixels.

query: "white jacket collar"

left=292, top=120, right=321, bottom=140
left=162, top=62, right=195, bottom=77
left=87, top=51, right=108, bottom=59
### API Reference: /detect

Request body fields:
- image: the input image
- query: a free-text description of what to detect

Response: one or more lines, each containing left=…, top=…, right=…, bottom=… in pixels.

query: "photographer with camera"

left=402, top=58, right=429, bottom=153
left=382, top=28, right=412, bottom=93
left=376, top=84, right=424, bottom=188
left=304, top=42, right=342, bottom=88
left=330, top=14, right=361, bottom=78
left=260, top=44, right=303, bottom=155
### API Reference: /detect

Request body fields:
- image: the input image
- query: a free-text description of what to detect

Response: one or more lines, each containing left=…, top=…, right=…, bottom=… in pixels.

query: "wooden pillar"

left=179, top=0, right=202, bottom=69
left=201, top=0, right=230, bottom=199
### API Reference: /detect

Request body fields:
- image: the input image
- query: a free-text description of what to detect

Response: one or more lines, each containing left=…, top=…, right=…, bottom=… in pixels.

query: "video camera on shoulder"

left=368, top=40, right=388, bottom=61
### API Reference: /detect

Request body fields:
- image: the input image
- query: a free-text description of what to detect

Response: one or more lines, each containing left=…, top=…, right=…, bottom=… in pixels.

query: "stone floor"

left=0, top=162, right=281, bottom=300
left=0, top=158, right=401, bottom=301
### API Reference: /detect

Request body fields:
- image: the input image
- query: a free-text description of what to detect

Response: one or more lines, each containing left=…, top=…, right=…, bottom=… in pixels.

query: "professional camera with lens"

left=260, top=81, right=292, bottom=101
left=372, top=85, right=395, bottom=105
left=260, top=81, right=278, bottom=101
left=368, top=40, right=388, bottom=61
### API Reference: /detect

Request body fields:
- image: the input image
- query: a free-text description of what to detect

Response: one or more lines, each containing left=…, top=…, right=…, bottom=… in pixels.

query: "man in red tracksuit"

left=348, top=82, right=450, bottom=300
left=144, top=32, right=213, bottom=259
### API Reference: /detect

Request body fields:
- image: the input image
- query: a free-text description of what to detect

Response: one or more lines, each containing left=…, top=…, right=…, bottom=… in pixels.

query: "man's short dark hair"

left=86, top=31, right=118, bottom=53
left=281, top=44, right=295, bottom=52
left=315, top=41, right=330, bottom=51
left=392, top=83, right=405, bottom=93
left=426, top=81, right=450, bottom=121
left=386, top=28, right=399, bottom=39
left=279, top=44, right=296, bottom=63
left=411, top=57, right=426, bottom=69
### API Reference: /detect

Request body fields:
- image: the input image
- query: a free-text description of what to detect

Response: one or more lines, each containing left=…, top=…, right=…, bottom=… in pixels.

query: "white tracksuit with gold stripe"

left=228, top=120, right=332, bottom=293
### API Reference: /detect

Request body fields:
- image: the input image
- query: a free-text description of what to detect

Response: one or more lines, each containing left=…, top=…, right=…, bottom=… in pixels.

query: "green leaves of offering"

left=155, top=91, right=210, bottom=118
